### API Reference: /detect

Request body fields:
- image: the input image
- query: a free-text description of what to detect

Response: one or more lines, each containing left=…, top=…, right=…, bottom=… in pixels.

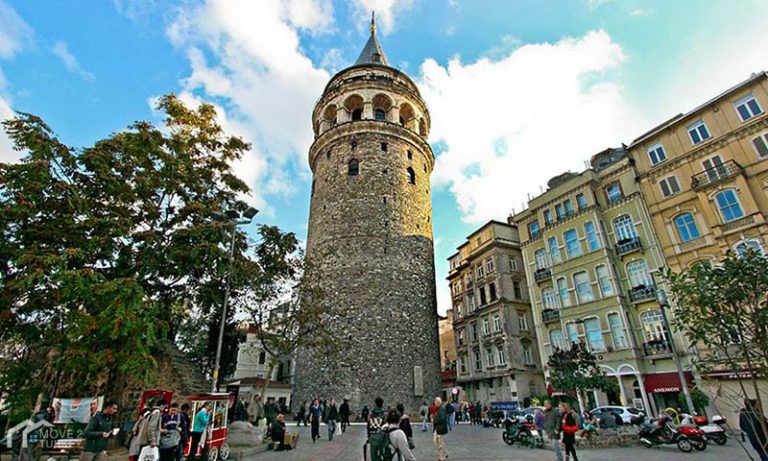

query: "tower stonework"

left=295, top=20, right=441, bottom=412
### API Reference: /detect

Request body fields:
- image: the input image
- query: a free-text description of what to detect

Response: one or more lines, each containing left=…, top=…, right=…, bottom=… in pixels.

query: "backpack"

left=368, top=411, right=385, bottom=434
left=447, top=403, right=454, bottom=414
left=368, top=430, right=393, bottom=461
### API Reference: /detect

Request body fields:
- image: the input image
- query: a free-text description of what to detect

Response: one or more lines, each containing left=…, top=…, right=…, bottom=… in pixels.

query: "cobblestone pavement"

left=253, top=422, right=759, bottom=460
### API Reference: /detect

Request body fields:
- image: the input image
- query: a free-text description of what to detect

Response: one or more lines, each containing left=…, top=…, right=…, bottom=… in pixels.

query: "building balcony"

left=679, top=236, right=708, bottom=252
left=629, top=284, right=657, bottom=304
left=615, top=236, right=642, bottom=256
left=534, top=267, right=552, bottom=283
left=642, top=339, right=673, bottom=357
left=691, top=160, right=743, bottom=191
left=541, top=308, right=560, bottom=324
left=720, top=214, right=756, bottom=233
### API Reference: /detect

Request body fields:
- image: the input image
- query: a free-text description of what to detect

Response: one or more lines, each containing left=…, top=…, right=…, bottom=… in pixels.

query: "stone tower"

left=295, top=15, right=441, bottom=412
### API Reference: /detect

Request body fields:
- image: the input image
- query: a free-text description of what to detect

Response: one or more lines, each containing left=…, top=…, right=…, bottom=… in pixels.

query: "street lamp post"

left=656, top=289, right=696, bottom=414
left=211, top=207, right=258, bottom=392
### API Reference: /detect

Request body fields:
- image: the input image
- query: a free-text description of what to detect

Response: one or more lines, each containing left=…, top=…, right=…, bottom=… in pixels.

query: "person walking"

left=296, top=402, right=307, bottom=427
left=139, top=399, right=163, bottom=453
left=189, top=402, right=212, bottom=461
left=432, top=397, right=449, bottom=461
left=159, top=403, right=182, bottom=461
left=396, top=403, right=414, bottom=450
left=361, top=405, right=370, bottom=422
left=80, top=401, right=117, bottom=461
left=543, top=400, right=563, bottom=461
left=740, top=399, right=768, bottom=461
left=368, top=397, right=387, bottom=436
left=446, top=401, right=455, bottom=431
left=383, top=409, right=416, bottom=461
left=419, top=401, right=429, bottom=432
left=264, top=398, right=279, bottom=435
left=129, top=408, right=150, bottom=461
left=309, top=399, right=322, bottom=443
left=326, top=399, right=338, bottom=441
left=178, top=404, right=191, bottom=461
left=339, top=399, right=351, bottom=433
left=534, top=408, right=545, bottom=430
left=561, top=404, right=580, bottom=461
left=473, top=401, right=483, bottom=426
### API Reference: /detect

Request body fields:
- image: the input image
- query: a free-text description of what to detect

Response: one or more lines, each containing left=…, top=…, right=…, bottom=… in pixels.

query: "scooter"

left=683, top=413, right=728, bottom=445
left=502, top=418, right=544, bottom=448
left=639, top=414, right=698, bottom=453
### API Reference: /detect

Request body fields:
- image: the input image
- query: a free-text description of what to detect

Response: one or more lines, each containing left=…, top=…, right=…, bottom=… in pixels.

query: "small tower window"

left=423, top=164, right=427, bottom=173
left=381, top=142, right=388, bottom=151
left=407, top=150, right=413, bottom=160
left=311, top=180, right=315, bottom=197
left=351, top=141, right=357, bottom=150
left=407, top=167, right=416, bottom=185
left=352, top=109, right=362, bottom=121
left=326, top=150, right=331, bottom=160
left=374, top=109, right=386, bottom=121
left=399, top=115, right=405, bottom=126
left=348, top=159, right=360, bottom=176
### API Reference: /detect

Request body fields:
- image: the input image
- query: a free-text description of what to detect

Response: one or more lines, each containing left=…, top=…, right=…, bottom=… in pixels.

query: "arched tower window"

left=344, top=94, right=364, bottom=122
left=348, top=159, right=359, bottom=176
left=400, top=103, right=415, bottom=128
left=323, top=104, right=338, bottom=127
left=419, top=118, right=427, bottom=136
left=407, top=167, right=416, bottom=184
left=373, top=94, right=392, bottom=122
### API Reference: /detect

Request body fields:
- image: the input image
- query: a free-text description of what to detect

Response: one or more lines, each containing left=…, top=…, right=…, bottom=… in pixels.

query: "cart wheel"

left=207, top=446, right=219, bottom=461
left=219, top=443, right=230, bottom=461
left=714, top=433, right=727, bottom=445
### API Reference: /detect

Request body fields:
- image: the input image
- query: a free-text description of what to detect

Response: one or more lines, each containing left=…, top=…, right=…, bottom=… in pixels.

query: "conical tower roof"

left=354, top=12, right=390, bottom=67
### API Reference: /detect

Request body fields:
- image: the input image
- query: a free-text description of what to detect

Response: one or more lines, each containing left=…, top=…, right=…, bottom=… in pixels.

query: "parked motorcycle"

left=682, top=413, right=728, bottom=445
left=502, top=418, right=544, bottom=448
left=484, top=410, right=505, bottom=428
left=639, top=414, right=700, bottom=453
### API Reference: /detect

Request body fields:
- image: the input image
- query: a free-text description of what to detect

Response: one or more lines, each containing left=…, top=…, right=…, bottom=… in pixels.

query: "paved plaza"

left=255, top=422, right=759, bottom=461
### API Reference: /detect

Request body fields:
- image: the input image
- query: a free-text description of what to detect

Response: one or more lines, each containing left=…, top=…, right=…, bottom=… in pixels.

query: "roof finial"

left=370, top=11, right=376, bottom=35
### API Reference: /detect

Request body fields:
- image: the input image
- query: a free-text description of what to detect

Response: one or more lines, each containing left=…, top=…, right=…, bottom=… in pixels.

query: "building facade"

left=438, top=314, right=457, bottom=371
left=627, top=71, right=768, bottom=417
left=447, top=221, right=545, bottom=408
left=294, top=17, right=441, bottom=412
left=511, top=148, right=696, bottom=416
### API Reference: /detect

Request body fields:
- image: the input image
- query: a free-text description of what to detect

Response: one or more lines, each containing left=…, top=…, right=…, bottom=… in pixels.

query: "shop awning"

left=643, top=371, right=694, bottom=393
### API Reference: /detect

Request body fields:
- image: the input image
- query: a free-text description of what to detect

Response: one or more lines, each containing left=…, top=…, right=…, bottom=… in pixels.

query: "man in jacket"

left=326, top=399, right=338, bottom=441
left=419, top=402, right=429, bottom=432
left=543, top=400, right=563, bottom=461
left=740, top=399, right=768, bottom=461
left=80, top=401, right=117, bottom=461
left=339, top=399, right=350, bottom=433
left=189, top=402, right=212, bottom=461
left=140, top=399, right=163, bottom=451
left=309, top=399, right=322, bottom=443
left=432, top=397, right=449, bottom=461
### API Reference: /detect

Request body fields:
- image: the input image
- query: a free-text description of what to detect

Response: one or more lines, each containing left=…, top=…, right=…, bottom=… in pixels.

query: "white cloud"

left=629, top=8, right=652, bottom=16
left=167, top=0, right=334, bottom=211
left=418, top=30, right=645, bottom=223
left=350, top=0, right=415, bottom=35
left=587, top=0, right=611, bottom=9
left=0, top=96, right=21, bottom=163
left=112, top=0, right=157, bottom=21
left=51, top=41, right=95, bottom=81
left=0, top=0, right=33, bottom=164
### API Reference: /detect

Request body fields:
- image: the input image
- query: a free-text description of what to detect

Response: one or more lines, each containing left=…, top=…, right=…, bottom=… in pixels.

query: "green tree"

left=547, top=342, right=615, bottom=411
left=665, top=249, right=768, bottom=450
left=0, top=95, right=296, bottom=408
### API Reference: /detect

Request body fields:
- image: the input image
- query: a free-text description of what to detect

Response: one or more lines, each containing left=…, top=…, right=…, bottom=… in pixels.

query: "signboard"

left=490, top=401, right=519, bottom=411
left=52, top=397, right=103, bottom=424
left=413, top=366, right=424, bottom=397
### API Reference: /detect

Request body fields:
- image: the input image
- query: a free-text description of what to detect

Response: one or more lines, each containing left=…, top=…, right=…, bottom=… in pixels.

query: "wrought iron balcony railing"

left=616, top=236, right=642, bottom=256
left=691, top=160, right=743, bottom=191
left=642, top=339, right=672, bottom=357
left=541, top=308, right=560, bottom=324
left=534, top=267, right=552, bottom=283
left=629, top=284, right=657, bottom=304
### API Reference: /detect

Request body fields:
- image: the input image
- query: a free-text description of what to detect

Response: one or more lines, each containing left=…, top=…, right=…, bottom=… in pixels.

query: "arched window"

left=674, top=213, right=700, bottom=243
left=585, top=221, right=600, bottom=251
left=534, top=249, right=548, bottom=270
left=322, top=104, right=338, bottom=128
left=542, top=287, right=558, bottom=309
left=549, top=329, right=566, bottom=351
left=626, top=259, right=652, bottom=288
left=640, top=310, right=667, bottom=342
left=352, top=109, right=362, bottom=121
left=715, top=189, right=744, bottom=222
left=564, top=229, right=581, bottom=258
left=735, top=239, right=764, bottom=257
left=372, top=94, right=392, bottom=122
left=407, top=167, right=416, bottom=184
left=613, top=214, right=637, bottom=241
left=374, top=108, right=386, bottom=121
left=348, top=159, right=359, bottom=176
left=344, top=94, right=364, bottom=122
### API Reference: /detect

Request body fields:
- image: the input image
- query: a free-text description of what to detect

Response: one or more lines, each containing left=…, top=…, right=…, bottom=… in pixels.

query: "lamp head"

left=243, top=207, right=259, bottom=220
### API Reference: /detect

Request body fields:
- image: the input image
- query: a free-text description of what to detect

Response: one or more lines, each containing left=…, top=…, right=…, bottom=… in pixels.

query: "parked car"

left=590, top=406, right=645, bottom=424
left=515, top=406, right=544, bottom=423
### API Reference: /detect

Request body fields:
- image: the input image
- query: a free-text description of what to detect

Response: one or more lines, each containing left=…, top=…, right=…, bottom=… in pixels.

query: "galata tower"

left=295, top=15, right=441, bottom=412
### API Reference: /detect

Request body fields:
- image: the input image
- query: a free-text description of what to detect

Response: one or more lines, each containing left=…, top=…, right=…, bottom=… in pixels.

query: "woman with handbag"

left=562, top=405, right=580, bottom=461
left=160, top=403, right=182, bottom=461
left=396, top=403, right=415, bottom=450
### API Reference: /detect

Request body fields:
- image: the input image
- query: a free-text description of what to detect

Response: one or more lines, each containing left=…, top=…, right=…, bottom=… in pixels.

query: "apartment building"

left=628, top=71, right=768, bottom=413
left=510, top=147, right=695, bottom=416
left=447, top=221, right=544, bottom=408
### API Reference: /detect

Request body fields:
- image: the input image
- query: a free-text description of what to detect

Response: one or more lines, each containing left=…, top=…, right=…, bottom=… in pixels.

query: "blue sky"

left=1, top=0, right=767, bottom=314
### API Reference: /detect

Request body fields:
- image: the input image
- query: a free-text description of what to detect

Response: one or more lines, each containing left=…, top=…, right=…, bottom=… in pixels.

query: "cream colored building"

left=628, top=71, right=768, bottom=420
left=511, top=147, right=696, bottom=416
left=438, top=314, right=457, bottom=370
left=447, top=221, right=545, bottom=408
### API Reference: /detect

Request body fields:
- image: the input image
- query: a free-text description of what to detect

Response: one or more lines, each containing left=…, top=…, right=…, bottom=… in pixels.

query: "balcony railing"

left=691, top=160, right=743, bottom=191
left=642, top=339, right=672, bottom=357
left=534, top=267, right=552, bottom=283
left=541, top=308, right=560, bottom=324
left=721, top=214, right=756, bottom=233
left=629, top=284, right=657, bottom=304
left=616, top=236, right=642, bottom=256
left=679, top=236, right=707, bottom=252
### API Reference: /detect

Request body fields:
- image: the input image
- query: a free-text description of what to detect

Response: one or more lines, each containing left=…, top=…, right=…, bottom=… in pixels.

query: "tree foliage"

left=665, top=249, right=768, bottom=421
left=547, top=342, right=615, bottom=400
left=0, top=95, right=300, bottom=407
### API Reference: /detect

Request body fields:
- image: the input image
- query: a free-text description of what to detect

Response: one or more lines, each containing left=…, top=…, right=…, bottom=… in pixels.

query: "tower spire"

left=371, top=11, right=376, bottom=35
